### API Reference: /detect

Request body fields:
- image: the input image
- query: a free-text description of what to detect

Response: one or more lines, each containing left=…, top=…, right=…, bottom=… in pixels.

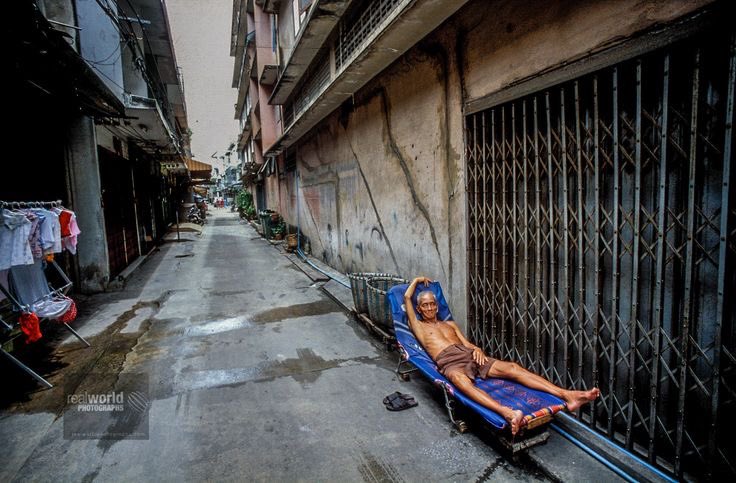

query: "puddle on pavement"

left=0, top=291, right=173, bottom=415
left=175, top=348, right=382, bottom=391
left=250, top=299, right=341, bottom=323
left=204, top=289, right=253, bottom=297
left=184, top=316, right=253, bottom=336
left=180, top=299, right=343, bottom=338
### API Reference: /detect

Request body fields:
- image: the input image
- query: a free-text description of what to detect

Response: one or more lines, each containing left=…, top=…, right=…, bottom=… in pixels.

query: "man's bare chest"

left=417, top=322, right=457, bottom=341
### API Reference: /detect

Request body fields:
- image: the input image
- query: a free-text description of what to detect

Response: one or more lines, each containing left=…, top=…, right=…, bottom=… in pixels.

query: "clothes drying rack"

left=0, top=199, right=90, bottom=389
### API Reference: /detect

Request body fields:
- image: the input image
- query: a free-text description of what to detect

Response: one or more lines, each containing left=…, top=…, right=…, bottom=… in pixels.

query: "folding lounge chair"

left=386, top=282, right=567, bottom=453
left=0, top=259, right=90, bottom=388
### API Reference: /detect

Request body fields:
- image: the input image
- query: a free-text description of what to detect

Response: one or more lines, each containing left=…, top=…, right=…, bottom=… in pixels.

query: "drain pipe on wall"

left=294, top=169, right=350, bottom=289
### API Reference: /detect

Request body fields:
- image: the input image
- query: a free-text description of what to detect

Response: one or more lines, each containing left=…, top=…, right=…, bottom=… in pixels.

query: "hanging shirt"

left=33, top=210, right=54, bottom=251
left=0, top=209, right=33, bottom=270
left=61, top=211, right=81, bottom=255
left=34, top=209, right=61, bottom=254
left=48, top=208, right=62, bottom=253
left=25, top=211, right=43, bottom=259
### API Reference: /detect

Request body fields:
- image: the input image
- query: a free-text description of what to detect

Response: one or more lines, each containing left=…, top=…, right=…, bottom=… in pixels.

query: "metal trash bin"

left=348, top=272, right=394, bottom=313
left=259, top=211, right=274, bottom=238
left=367, top=276, right=408, bottom=332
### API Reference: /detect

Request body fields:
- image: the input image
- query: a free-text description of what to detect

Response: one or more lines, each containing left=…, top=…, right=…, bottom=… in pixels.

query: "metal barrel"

left=367, top=276, right=408, bottom=332
left=347, top=272, right=394, bottom=313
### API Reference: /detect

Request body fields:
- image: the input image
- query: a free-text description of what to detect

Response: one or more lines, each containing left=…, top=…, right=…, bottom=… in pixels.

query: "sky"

left=166, top=0, right=239, bottom=170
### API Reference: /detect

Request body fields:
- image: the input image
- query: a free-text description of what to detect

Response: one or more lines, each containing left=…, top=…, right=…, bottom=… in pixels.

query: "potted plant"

left=236, top=190, right=256, bottom=220
left=271, top=220, right=286, bottom=240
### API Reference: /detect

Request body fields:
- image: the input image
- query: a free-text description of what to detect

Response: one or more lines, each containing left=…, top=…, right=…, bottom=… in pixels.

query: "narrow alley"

left=0, top=210, right=588, bottom=481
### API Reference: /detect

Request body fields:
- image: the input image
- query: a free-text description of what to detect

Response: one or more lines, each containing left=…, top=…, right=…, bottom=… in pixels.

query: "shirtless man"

left=405, top=277, right=600, bottom=435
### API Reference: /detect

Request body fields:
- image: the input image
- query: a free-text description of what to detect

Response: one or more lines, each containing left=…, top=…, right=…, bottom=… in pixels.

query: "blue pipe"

left=296, top=248, right=351, bottom=289
left=554, top=414, right=677, bottom=483
left=296, top=170, right=301, bottom=252
left=550, top=424, right=638, bottom=483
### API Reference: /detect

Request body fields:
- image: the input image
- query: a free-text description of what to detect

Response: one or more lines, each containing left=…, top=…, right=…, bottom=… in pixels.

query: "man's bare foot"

left=504, top=408, right=525, bottom=436
left=564, top=387, right=601, bottom=412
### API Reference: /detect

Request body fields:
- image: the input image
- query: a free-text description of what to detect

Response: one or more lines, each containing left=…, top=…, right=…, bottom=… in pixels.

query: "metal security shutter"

left=465, top=31, right=735, bottom=479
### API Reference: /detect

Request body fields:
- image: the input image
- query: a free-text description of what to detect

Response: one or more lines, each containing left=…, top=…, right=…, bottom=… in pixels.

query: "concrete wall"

left=76, top=0, right=124, bottom=100
left=38, top=0, right=78, bottom=51
left=66, top=116, right=110, bottom=293
left=460, top=0, right=712, bottom=103
left=273, top=0, right=712, bottom=332
left=276, top=0, right=297, bottom=63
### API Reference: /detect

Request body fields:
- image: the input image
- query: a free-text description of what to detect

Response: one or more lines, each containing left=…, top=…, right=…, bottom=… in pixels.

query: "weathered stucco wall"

left=292, top=34, right=468, bottom=325
left=278, top=0, right=712, bottom=332
left=461, top=0, right=713, bottom=103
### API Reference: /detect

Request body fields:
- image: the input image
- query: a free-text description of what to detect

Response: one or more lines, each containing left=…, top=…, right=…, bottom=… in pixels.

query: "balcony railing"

left=282, top=0, right=406, bottom=131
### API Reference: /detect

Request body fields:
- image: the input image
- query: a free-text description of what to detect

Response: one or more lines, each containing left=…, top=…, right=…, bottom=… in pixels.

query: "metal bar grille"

left=465, top=31, right=736, bottom=480
left=335, top=0, right=404, bottom=70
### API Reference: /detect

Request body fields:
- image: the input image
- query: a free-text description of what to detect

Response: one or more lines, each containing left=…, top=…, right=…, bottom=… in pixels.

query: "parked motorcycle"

left=186, top=205, right=205, bottom=225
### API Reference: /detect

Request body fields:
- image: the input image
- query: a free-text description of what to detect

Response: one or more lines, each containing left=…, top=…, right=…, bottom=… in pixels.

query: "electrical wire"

left=87, top=62, right=126, bottom=92
left=85, top=43, right=123, bottom=66
left=90, top=0, right=183, bottom=151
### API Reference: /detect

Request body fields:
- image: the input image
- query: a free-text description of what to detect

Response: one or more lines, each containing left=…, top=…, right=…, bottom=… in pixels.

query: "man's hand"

left=472, top=347, right=489, bottom=365
left=414, top=276, right=432, bottom=287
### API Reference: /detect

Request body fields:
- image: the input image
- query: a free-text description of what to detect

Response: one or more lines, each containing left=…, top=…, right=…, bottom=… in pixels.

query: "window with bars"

left=335, top=0, right=403, bottom=70
left=281, top=0, right=406, bottom=130
left=465, top=31, right=735, bottom=480
left=283, top=51, right=330, bottom=128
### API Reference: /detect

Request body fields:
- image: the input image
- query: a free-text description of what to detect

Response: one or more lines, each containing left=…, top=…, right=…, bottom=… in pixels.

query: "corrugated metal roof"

left=185, top=158, right=213, bottom=173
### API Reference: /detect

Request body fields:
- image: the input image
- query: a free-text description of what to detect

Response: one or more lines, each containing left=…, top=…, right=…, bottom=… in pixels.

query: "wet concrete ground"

left=0, top=210, right=553, bottom=482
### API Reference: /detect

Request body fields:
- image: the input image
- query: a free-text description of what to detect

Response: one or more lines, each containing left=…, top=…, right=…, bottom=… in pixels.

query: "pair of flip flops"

left=383, top=391, right=418, bottom=411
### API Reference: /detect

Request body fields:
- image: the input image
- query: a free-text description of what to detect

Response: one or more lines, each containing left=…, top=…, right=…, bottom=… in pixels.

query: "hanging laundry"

left=33, top=209, right=55, bottom=252
left=19, top=312, right=42, bottom=343
left=48, top=208, right=63, bottom=254
left=33, top=208, right=62, bottom=254
left=60, top=210, right=81, bottom=255
left=0, top=209, right=34, bottom=270
left=25, top=211, right=43, bottom=259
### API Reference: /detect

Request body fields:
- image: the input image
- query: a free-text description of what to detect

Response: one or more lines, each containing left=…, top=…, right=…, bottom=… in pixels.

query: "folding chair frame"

left=0, top=259, right=91, bottom=389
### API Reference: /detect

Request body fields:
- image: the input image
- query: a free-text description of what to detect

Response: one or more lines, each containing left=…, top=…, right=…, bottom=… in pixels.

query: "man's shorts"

left=435, top=344, right=497, bottom=380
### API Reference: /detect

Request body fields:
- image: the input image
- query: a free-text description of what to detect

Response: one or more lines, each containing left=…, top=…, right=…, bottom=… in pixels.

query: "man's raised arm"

left=404, top=276, right=430, bottom=330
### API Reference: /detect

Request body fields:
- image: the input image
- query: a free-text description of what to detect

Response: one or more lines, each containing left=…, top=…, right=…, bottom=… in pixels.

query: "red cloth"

left=19, top=312, right=42, bottom=343
left=56, top=298, right=77, bottom=323
left=59, top=210, right=73, bottom=237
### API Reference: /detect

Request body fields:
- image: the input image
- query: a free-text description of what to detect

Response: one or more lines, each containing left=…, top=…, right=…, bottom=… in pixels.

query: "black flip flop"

left=383, top=391, right=418, bottom=411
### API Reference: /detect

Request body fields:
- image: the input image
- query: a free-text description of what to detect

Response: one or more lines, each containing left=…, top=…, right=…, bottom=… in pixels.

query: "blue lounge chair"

left=387, top=282, right=567, bottom=452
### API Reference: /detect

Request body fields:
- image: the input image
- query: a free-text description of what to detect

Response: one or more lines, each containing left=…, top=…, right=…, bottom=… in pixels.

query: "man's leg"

left=486, top=361, right=600, bottom=411
left=446, top=371, right=525, bottom=435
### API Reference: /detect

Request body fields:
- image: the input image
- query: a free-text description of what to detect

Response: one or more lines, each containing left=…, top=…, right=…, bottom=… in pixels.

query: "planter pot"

left=286, top=234, right=298, bottom=250
left=273, top=233, right=283, bottom=240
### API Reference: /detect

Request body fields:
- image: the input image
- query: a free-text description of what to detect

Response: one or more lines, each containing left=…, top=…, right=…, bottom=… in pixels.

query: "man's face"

left=417, top=292, right=438, bottom=320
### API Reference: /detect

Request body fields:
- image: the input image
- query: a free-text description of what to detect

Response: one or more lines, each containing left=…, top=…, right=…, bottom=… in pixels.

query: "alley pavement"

left=0, top=210, right=618, bottom=482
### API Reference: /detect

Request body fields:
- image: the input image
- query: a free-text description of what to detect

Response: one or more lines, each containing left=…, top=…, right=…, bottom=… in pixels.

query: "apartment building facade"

left=230, top=1, right=734, bottom=478
left=6, top=0, right=190, bottom=290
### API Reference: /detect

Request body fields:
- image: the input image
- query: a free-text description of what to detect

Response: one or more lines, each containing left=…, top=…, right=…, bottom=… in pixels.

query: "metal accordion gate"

left=464, top=30, right=735, bottom=479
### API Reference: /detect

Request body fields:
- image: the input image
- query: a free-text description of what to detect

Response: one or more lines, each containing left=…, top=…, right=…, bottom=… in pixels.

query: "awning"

left=185, top=158, right=213, bottom=179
